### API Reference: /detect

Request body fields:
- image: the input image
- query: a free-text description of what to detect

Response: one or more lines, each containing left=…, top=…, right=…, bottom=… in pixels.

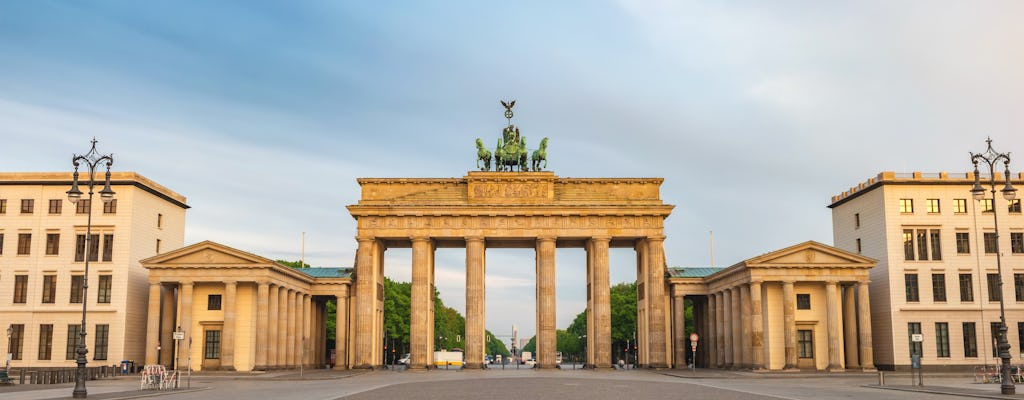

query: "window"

left=14, top=274, right=28, bottom=303
left=1010, top=199, right=1022, bottom=214
left=903, top=230, right=915, bottom=260
left=930, top=230, right=942, bottom=260
left=927, top=198, right=940, bottom=213
left=42, top=274, right=56, bottom=303
left=38, top=324, right=53, bottom=360
left=157, top=213, right=163, bottom=228
left=204, top=330, right=222, bottom=359
left=97, top=275, right=112, bottom=304
left=208, top=294, right=222, bottom=310
left=1012, top=232, right=1024, bottom=254
left=1016, top=274, right=1024, bottom=302
left=0, top=199, right=6, bottom=213
left=1020, top=323, right=1024, bottom=360
left=964, top=322, right=978, bottom=357
left=905, top=274, right=920, bottom=302
left=980, top=198, right=993, bottom=213
left=935, top=322, right=950, bottom=357
left=796, top=294, right=811, bottom=310
left=75, top=199, right=90, bottom=214
left=932, top=274, right=947, bottom=302
left=908, top=322, right=923, bottom=356
left=75, top=234, right=99, bottom=262
left=70, top=275, right=84, bottom=303
left=9, top=324, right=24, bottom=360
left=854, top=213, right=860, bottom=228
left=984, top=232, right=998, bottom=254
left=917, top=230, right=928, bottom=260
left=954, top=198, right=968, bottom=214
left=103, top=199, right=116, bottom=214
left=0, top=233, right=3, bottom=255
left=66, top=325, right=81, bottom=360
left=156, top=239, right=162, bottom=254
left=856, top=238, right=862, bottom=254
left=20, top=199, right=34, bottom=214
left=93, top=324, right=109, bottom=360
left=900, top=199, right=914, bottom=213
left=102, top=234, right=113, bottom=261
left=988, top=273, right=1002, bottom=302
left=960, top=274, right=975, bottom=302
left=797, top=329, right=813, bottom=358
left=17, top=233, right=31, bottom=255
left=45, top=233, right=60, bottom=255
left=992, top=322, right=1002, bottom=357
left=48, top=199, right=62, bottom=214
left=956, top=232, right=971, bottom=254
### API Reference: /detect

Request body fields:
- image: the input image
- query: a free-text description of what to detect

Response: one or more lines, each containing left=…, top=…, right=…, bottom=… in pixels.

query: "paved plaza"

left=3, top=368, right=1024, bottom=400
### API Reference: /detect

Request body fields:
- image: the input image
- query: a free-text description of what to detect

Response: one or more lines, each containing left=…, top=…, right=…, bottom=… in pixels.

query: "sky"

left=2, top=1, right=1024, bottom=342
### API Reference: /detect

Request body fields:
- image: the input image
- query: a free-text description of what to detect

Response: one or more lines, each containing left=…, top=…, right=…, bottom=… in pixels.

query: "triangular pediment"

left=141, top=240, right=276, bottom=268
left=744, top=241, right=875, bottom=268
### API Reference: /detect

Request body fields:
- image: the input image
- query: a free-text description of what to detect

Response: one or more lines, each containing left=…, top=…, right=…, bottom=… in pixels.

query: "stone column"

left=782, top=281, right=797, bottom=370
left=843, top=285, right=859, bottom=369
left=465, top=237, right=486, bottom=369
left=289, top=290, right=299, bottom=368
left=334, top=287, right=350, bottom=370
left=278, top=287, right=289, bottom=367
left=722, top=289, right=733, bottom=368
left=708, top=293, right=718, bottom=368
left=410, top=236, right=432, bottom=369
left=222, top=281, right=237, bottom=370
left=740, top=284, right=752, bottom=369
left=591, top=236, right=612, bottom=368
left=857, top=281, right=875, bottom=371
left=673, top=290, right=686, bottom=368
left=352, top=236, right=376, bottom=368
left=269, top=285, right=280, bottom=368
left=731, top=287, right=742, bottom=368
left=536, top=236, right=557, bottom=368
left=160, top=287, right=176, bottom=365
left=749, top=281, right=765, bottom=370
left=826, top=281, right=843, bottom=371
left=255, top=281, right=270, bottom=370
left=716, top=292, right=726, bottom=367
left=145, top=282, right=162, bottom=365
left=179, top=281, right=194, bottom=371
left=303, top=294, right=312, bottom=367
left=645, top=236, right=669, bottom=368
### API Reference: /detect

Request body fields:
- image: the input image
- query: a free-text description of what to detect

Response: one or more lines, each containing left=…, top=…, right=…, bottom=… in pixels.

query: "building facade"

left=0, top=172, right=187, bottom=368
left=831, top=171, right=1024, bottom=370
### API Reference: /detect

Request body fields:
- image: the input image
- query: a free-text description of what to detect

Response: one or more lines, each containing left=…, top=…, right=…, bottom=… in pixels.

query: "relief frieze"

left=360, top=215, right=662, bottom=231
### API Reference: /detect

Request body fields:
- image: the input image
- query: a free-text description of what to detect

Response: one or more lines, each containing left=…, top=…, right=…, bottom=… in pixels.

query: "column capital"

left=857, top=280, right=872, bottom=285
left=338, top=285, right=350, bottom=297
left=356, top=235, right=375, bottom=243
left=224, top=280, right=238, bottom=286
left=537, top=236, right=557, bottom=243
left=589, top=235, right=611, bottom=243
left=179, top=280, right=194, bottom=286
left=782, top=280, right=796, bottom=285
left=465, top=236, right=485, bottom=243
left=411, top=236, right=431, bottom=243
left=646, top=235, right=667, bottom=242
left=750, top=279, right=763, bottom=285
left=825, top=280, right=839, bottom=286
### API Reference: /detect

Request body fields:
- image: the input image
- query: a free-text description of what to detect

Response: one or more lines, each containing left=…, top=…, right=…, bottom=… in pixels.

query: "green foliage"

left=276, top=259, right=310, bottom=269
left=383, top=277, right=411, bottom=349
left=567, top=310, right=586, bottom=337
left=522, top=335, right=536, bottom=353
left=326, top=299, right=336, bottom=342
left=485, top=330, right=509, bottom=356
left=610, top=282, right=637, bottom=343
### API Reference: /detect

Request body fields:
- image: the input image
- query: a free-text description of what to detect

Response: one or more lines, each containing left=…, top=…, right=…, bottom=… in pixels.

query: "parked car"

left=398, top=353, right=410, bottom=365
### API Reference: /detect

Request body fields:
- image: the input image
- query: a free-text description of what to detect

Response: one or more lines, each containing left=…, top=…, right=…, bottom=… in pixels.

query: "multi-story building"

left=0, top=172, right=187, bottom=368
left=830, top=171, right=1024, bottom=370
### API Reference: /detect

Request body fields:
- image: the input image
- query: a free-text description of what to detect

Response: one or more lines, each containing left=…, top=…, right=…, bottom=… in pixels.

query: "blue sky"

left=2, top=1, right=1023, bottom=341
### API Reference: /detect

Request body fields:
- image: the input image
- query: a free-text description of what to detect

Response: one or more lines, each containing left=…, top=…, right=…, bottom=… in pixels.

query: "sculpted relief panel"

left=472, top=183, right=547, bottom=199
left=360, top=215, right=663, bottom=231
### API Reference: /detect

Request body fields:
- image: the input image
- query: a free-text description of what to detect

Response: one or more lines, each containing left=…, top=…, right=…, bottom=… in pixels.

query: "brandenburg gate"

left=346, top=171, right=675, bottom=369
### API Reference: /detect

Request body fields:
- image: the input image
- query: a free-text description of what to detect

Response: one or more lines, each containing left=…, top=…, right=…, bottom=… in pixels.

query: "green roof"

left=667, top=267, right=723, bottom=278
left=298, top=267, right=353, bottom=278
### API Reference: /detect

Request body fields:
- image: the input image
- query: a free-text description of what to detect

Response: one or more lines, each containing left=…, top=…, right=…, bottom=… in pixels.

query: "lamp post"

left=970, top=137, right=1017, bottom=395
left=67, top=138, right=115, bottom=399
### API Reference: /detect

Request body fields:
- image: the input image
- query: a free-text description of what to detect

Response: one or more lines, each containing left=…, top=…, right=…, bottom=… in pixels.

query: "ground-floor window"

left=93, top=324, right=109, bottom=360
left=908, top=322, right=922, bottom=356
left=797, top=330, right=813, bottom=358
left=66, top=324, right=81, bottom=360
left=963, top=322, right=978, bottom=358
left=935, top=322, right=950, bottom=357
left=38, top=324, right=53, bottom=360
left=10, top=324, right=24, bottom=360
left=205, top=330, right=221, bottom=359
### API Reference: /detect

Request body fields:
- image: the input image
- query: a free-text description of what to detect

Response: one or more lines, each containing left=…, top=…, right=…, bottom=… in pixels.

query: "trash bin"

left=121, top=360, right=130, bottom=374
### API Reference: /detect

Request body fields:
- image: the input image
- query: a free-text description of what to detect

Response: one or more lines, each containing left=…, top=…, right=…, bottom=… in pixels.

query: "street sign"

left=911, top=334, right=923, bottom=342
left=690, top=333, right=699, bottom=342
left=173, top=331, right=185, bottom=340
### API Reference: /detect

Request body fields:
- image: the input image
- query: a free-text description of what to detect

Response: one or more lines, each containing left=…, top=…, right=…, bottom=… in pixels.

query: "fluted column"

left=222, top=281, right=237, bottom=370
left=716, top=292, right=726, bottom=367
left=303, top=294, right=312, bottom=367
left=843, top=285, right=859, bottom=369
left=278, top=286, right=289, bottom=367
left=708, top=293, right=718, bottom=367
left=782, top=281, right=797, bottom=369
left=179, top=281, right=194, bottom=370
left=289, top=290, right=299, bottom=367
left=826, top=281, right=843, bottom=371
left=857, top=281, right=875, bottom=371
left=740, top=284, right=752, bottom=369
left=749, top=281, right=765, bottom=370
left=334, top=286, right=350, bottom=370
left=465, top=237, right=486, bottom=369
left=590, top=236, right=612, bottom=368
left=536, top=236, right=557, bottom=368
left=410, top=236, right=432, bottom=369
left=722, top=289, right=733, bottom=368
left=645, top=236, right=669, bottom=368
left=672, top=290, right=686, bottom=368
left=353, top=236, right=377, bottom=368
left=255, top=281, right=270, bottom=370
left=731, top=287, right=742, bottom=368
left=145, top=282, right=162, bottom=365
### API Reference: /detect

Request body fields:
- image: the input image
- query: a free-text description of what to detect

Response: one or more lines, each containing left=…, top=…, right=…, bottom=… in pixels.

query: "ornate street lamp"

left=970, top=137, right=1017, bottom=395
left=68, top=138, right=115, bottom=399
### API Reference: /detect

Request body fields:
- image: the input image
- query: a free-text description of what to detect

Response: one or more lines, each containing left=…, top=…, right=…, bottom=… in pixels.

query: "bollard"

left=878, top=371, right=884, bottom=386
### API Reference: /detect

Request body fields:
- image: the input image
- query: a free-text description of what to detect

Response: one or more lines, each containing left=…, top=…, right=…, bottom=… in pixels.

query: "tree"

left=485, top=330, right=510, bottom=356
left=275, top=259, right=310, bottom=269
left=522, top=336, right=536, bottom=353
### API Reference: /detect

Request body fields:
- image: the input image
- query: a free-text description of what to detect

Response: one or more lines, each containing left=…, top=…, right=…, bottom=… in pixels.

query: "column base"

left=861, top=367, right=877, bottom=372
left=782, top=367, right=800, bottom=372
left=828, top=367, right=846, bottom=373
left=332, top=364, right=348, bottom=370
left=253, top=365, right=269, bottom=371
